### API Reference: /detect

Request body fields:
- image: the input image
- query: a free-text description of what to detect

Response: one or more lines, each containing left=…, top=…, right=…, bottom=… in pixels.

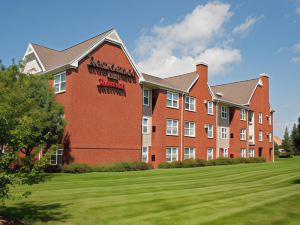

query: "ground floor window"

left=240, top=149, right=247, bottom=158
left=223, top=148, right=228, bottom=158
left=50, top=149, right=63, bottom=165
left=166, top=147, right=178, bottom=162
left=248, top=149, right=255, bottom=158
left=142, top=147, right=148, bottom=162
left=207, top=148, right=213, bottom=160
left=184, top=147, right=195, bottom=160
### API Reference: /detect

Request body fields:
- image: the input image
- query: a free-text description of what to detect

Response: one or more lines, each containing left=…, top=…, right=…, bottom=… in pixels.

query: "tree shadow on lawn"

left=0, top=202, right=71, bottom=224
left=290, top=178, right=300, bottom=184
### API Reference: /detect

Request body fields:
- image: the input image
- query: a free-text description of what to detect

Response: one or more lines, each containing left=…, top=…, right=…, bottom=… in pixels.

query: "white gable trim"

left=22, top=43, right=46, bottom=72
left=186, top=76, right=199, bottom=92
left=246, top=78, right=261, bottom=106
left=207, top=84, right=215, bottom=99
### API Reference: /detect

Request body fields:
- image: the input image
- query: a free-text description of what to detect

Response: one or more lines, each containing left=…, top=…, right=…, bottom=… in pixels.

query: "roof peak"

left=211, top=77, right=259, bottom=87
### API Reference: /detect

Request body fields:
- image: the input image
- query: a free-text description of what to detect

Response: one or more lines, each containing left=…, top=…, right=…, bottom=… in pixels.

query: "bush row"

left=158, top=157, right=266, bottom=169
left=44, top=161, right=153, bottom=173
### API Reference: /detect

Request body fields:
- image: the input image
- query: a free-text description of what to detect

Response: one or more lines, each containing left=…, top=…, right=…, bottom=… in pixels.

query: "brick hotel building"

left=22, top=29, right=274, bottom=167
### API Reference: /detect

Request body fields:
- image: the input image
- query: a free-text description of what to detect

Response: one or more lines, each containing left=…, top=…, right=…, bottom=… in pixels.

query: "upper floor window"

left=240, top=128, right=246, bottom=140
left=221, top=106, right=228, bottom=119
left=166, top=147, right=178, bottom=162
left=268, top=115, right=272, bottom=126
left=258, top=112, right=263, bottom=124
left=259, top=131, right=263, bottom=142
left=54, top=72, right=66, bottom=94
left=50, top=148, right=63, bottom=165
left=184, top=147, right=195, bottom=160
left=207, top=124, right=214, bottom=138
left=185, top=96, right=196, bottom=111
left=142, top=117, right=149, bottom=134
left=166, top=119, right=178, bottom=136
left=167, top=91, right=179, bottom=109
left=184, top=121, right=195, bottom=137
left=220, top=127, right=228, bottom=139
left=143, top=88, right=150, bottom=106
left=240, top=149, right=247, bottom=158
left=248, top=149, right=255, bottom=158
left=269, top=133, right=272, bottom=143
left=207, top=101, right=214, bottom=115
left=240, top=109, right=246, bottom=121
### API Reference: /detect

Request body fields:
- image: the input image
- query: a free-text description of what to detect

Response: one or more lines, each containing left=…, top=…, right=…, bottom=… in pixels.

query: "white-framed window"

left=258, top=112, right=263, bottom=124
left=220, top=127, right=228, bottom=139
left=223, top=148, right=228, bottom=158
left=240, top=149, right=247, bottom=158
left=185, top=96, right=196, bottom=111
left=167, top=91, right=179, bottom=109
left=184, top=121, right=195, bottom=137
left=166, top=147, right=178, bottom=162
left=240, top=128, right=246, bottom=140
left=142, top=147, right=148, bottom=162
left=207, top=124, right=214, bottom=138
left=259, top=131, right=263, bottom=142
left=248, top=148, right=255, bottom=158
left=50, top=148, right=63, bottom=165
left=184, top=147, right=195, bottom=160
left=221, top=106, right=228, bottom=119
left=269, top=133, right=272, bottom=143
left=166, top=119, right=178, bottom=135
left=54, top=72, right=66, bottom=94
left=268, top=115, right=272, bottom=126
left=240, top=109, right=246, bottom=121
left=207, top=148, right=213, bottom=160
left=143, top=88, right=150, bottom=106
left=142, top=117, right=149, bottom=134
left=207, top=101, right=213, bottom=115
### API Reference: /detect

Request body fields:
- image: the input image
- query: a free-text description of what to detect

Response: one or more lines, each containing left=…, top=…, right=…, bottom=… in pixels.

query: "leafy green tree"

left=0, top=65, right=65, bottom=204
left=291, top=118, right=300, bottom=155
left=282, top=127, right=292, bottom=155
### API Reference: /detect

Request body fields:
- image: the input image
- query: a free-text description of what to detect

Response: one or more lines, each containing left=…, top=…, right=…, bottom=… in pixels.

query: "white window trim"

left=142, top=116, right=150, bottom=134
left=207, top=124, right=214, bottom=139
left=220, top=127, right=228, bottom=139
left=184, top=121, right=196, bottom=137
left=185, top=96, right=196, bottom=112
left=167, top=91, right=179, bottom=109
left=259, top=131, right=263, bottom=142
left=166, top=147, right=178, bottom=162
left=248, top=149, right=255, bottom=158
left=207, top=148, right=214, bottom=160
left=258, top=112, right=263, bottom=124
left=166, top=119, right=179, bottom=136
left=240, top=148, right=247, bottom=158
left=143, top=88, right=150, bottom=106
left=240, top=109, right=246, bottom=121
left=223, top=148, right=228, bottom=158
left=54, top=71, right=66, bottom=94
left=184, top=147, right=195, bottom=160
left=207, top=101, right=214, bottom=115
left=221, top=106, right=228, bottom=119
left=240, top=128, right=246, bottom=141
left=142, top=146, right=149, bottom=163
left=50, top=148, right=63, bottom=165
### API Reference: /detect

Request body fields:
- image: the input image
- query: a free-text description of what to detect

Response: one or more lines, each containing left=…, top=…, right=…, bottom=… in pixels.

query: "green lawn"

left=1, top=157, right=300, bottom=225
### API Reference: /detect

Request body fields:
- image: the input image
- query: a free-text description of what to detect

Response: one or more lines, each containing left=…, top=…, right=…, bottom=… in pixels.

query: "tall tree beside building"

left=291, top=119, right=300, bottom=155
left=282, top=127, right=293, bottom=155
left=0, top=65, right=65, bottom=204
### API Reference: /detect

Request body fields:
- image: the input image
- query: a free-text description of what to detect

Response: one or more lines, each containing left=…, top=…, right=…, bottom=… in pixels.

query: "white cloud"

left=291, top=56, right=300, bottom=63
left=135, top=2, right=241, bottom=77
left=233, top=15, right=263, bottom=37
left=296, top=7, right=300, bottom=15
left=292, top=43, right=300, bottom=52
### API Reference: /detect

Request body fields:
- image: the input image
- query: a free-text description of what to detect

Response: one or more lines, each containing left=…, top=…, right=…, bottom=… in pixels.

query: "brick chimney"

left=196, top=62, right=208, bottom=84
left=259, top=73, right=269, bottom=101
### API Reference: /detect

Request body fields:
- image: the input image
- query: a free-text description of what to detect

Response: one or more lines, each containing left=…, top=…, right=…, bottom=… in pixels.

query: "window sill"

left=166, top=134, right=179, bottom=137
left=167, top=106, right=179, bottom=110
left=55, top=90, right=66, bottom=95
left=184, top=135, right=196, bottom=138
left=185, top=109, right=196, bottom=112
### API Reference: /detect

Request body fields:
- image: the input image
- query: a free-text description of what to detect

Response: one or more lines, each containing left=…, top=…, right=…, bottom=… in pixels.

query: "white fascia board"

left=186, top=76, right=199, bottom=92
left=213, top=98, right=249, bottom=109
left=246, top=78, right=260, bottom=106
left=23, top=43, right=46, bottom=72
left=140, top=80, right=187, bottom=94
left=207, top=84, right=215, bottom=99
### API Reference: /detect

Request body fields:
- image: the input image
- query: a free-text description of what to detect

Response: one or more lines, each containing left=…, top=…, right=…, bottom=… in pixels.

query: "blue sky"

left=1, top=0, right=300, bottom=137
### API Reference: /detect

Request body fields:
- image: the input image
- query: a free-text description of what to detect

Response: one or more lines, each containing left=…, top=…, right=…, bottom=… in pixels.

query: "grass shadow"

left=0, top=202, right=70, bottom=224
left=291, top=178, right=300, bottom=184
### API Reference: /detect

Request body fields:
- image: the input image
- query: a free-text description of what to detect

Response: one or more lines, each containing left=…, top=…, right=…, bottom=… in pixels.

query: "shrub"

left=158, top=162, right=171, bottom=169
left=44, top=165, right=63, bottom=173
left=62, top=163, right=93, bottom=173
left=181, top=159, right=197, bottom=168
left=195, top=159, right=210, bottom=167
left=169, top=161, right=183, bottom=168
left=94, top=162, right=152, bottom=172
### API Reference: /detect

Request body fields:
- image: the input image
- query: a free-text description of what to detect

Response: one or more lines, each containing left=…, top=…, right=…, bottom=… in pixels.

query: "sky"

left=1, top=0, right=300, bottom=137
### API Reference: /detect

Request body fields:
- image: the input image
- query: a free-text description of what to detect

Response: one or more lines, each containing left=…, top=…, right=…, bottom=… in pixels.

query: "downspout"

left=246, top=110, right=249, bottom=157
left=216, top=100, right=219, bottom=159
left=272, top=113, right=274, bottom=163
left=180, top=93, right=184, bottom=161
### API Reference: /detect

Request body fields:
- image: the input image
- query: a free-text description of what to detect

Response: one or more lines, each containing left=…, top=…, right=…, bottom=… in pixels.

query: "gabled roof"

left=142, top=72, right=198, bottom=93
left=210, top=78, right=260, bottom=105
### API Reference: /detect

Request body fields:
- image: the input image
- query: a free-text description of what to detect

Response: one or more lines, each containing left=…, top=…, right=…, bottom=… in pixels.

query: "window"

left=207, top=101, right=213, bottom=115
left=240, top=109, right=246, bottom=121
left=268, top=115, right=272, bottom=125
left=143, top=88, right=150, bottom=106
left=249, top=111, right=254, bottom=124
left=221, top=106, right=228, bottom=119
left=142, top=147, right=148, bottom=162
left=166, top=147, right=178, bottom=162
left=185, top=121, right=195, bottom=137
left=184, top=147, right=195, bottom=160
left=142, top=117, right=149, bottom=134
left=240, top=128, right=246, bottom=140
left=207, top=148, right=213, bottom=160
left=167, top=91, right=179, bottom=108
left=259, top=131, right=263, bottom=142
left=223, top=148, right=228, bottom=158
left=50, top=149, right=63, bottom=165
left=258, top=112, right=263, bottom=124
left=185, top=96, right=196, bottom=111
left=166, top=119, right=178, bottom=135
left=240, top=149, right=247, bottom=158
left=248, top=149, right=255, bottom=158
left=220, top=127, right=228, bottom=139
left=207, top=124, right=214, bottom=138
left=54, top=72, right=66, bottom=93
left=269, top=133, right=272, bottom=143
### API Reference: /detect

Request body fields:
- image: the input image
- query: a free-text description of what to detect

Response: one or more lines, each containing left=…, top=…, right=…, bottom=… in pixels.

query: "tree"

left=291, top=123, right=299, bottom=155
left=282, top=127, right=292, bottom=155
left=0, top=65, right=65, bottom=204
